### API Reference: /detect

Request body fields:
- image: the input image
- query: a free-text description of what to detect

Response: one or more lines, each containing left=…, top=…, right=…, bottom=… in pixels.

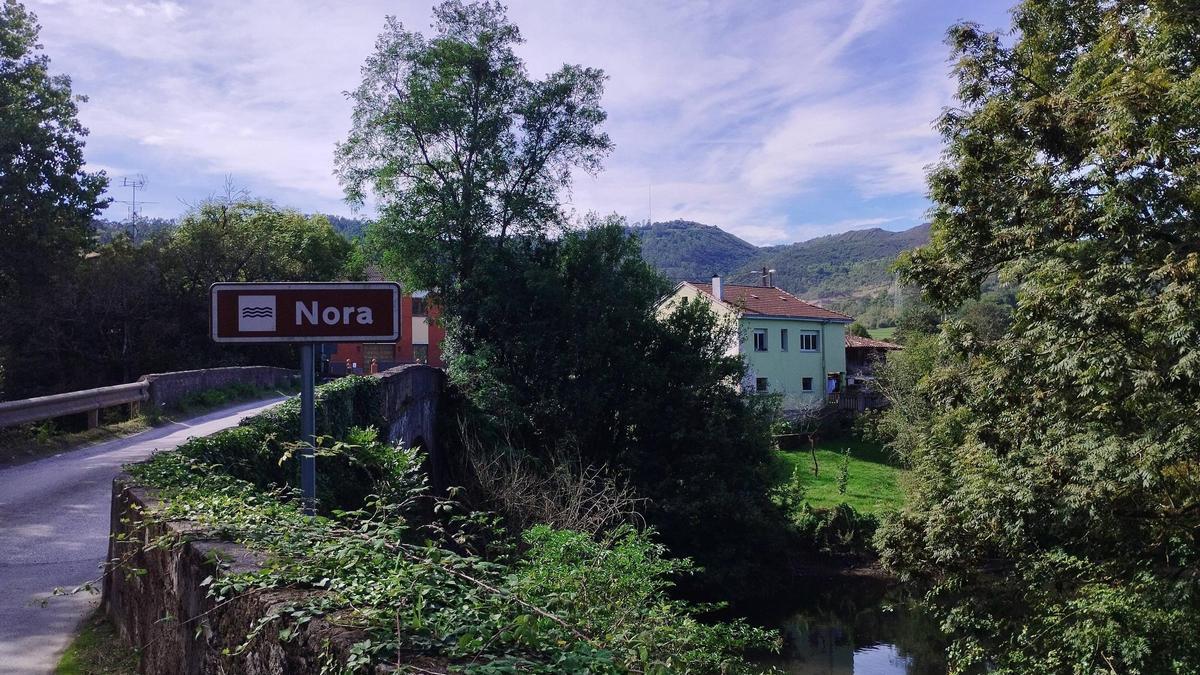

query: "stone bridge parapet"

left=374, top=363, right=446, bottom=491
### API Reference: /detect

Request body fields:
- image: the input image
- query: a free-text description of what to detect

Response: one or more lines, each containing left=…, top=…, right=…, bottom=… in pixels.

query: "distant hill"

left=748, top=224, right=930, bottom=303
left=629, top=220, right=931, bottom=323
left=92, top=217, right=175, bottom=243
left=627, top=220, right=759, bottom=281
left=323, top=215, right=370, bottom=239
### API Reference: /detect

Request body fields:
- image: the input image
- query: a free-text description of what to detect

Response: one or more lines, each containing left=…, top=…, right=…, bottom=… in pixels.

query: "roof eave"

left=741, top=313, right=854, bottom=323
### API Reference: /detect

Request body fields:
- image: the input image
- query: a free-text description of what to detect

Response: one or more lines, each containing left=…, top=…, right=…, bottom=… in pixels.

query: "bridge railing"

left=0, top=366, right=301, bottom=430
left=0, top=382, right=148, bottom=429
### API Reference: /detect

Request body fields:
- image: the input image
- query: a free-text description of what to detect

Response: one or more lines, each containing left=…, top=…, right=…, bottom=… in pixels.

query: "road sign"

left=210, top=281, right=402, bottom=516
left=210, top=282, right=401, bottom=343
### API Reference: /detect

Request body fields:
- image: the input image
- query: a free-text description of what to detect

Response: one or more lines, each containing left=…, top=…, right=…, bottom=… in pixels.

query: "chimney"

left=712, top=274, right=723, bottom=301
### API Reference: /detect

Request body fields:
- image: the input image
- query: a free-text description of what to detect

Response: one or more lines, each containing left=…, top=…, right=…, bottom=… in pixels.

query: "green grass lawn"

left=772, top=437, right=906, bottom=515
left=867, top=326, right=897, bottom=341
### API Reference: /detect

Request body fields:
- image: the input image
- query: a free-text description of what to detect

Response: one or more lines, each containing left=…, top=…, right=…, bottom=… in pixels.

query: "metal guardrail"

left=0, top=381, right=148, bottom=428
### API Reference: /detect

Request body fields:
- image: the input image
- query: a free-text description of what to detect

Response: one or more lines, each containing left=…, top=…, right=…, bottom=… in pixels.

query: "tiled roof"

left=845, top=334, right=903, bottom=350
left=693, top=282, right=854, bottom=322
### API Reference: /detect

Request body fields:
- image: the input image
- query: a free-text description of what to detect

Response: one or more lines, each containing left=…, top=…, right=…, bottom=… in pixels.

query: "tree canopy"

left=337, top=0, right=611, bottom=318
left=882, top=1, right=1200, bottom=671
left=0, top=0, right=107, bottom=395
left=3, top=193, right=357, bottom=397
left=447, top=217, right=794, bottom=601
left=0, top=0, right=106, bottom=295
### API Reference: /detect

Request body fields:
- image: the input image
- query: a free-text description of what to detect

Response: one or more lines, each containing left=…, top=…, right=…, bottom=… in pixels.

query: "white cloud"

left=29, top=0, right=978, bottom=240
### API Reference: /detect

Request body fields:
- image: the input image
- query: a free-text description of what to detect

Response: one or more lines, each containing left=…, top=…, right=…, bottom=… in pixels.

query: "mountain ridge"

left=628, top=219, right=931, bottom=324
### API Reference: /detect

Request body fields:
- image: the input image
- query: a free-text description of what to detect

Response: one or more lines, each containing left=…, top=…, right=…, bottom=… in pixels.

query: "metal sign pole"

left=300, top=343, right=316, bottom=516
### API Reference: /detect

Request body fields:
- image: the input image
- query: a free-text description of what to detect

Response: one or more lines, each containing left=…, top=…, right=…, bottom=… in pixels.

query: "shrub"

left=124, top=447, right=780, bottom=673
left=174, top=376, right=392, bottom=513
left=242, top=375, right=381, bottom=439
left=792, top=503, right=879, bottom=558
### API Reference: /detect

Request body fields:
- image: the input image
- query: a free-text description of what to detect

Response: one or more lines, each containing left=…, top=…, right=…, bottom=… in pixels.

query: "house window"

left=797, top=330, right=819, bottom=351
left=413, top=344, right=429, bottom=364
left=781, top=329, right=789, bottom=352
left=755, top=377, right=769, bottom=393
left=753, top=329, right=768, bottom=352
left=411, top=296, right=428, bottom=316
left=362, top=343, right=394, bottom=364
left=802, top=377, right=814, bottom=392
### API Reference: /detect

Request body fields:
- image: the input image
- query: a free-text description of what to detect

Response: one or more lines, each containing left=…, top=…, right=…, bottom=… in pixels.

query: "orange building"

left=327, top=291, right=445, bottom=374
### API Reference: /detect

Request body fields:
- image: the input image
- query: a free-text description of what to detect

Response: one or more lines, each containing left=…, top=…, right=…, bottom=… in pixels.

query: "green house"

left=660, top=275, right=852, bottom=408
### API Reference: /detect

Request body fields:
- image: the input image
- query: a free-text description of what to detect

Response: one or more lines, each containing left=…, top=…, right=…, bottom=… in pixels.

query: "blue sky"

left=32, top=0, right=1014, bottom=245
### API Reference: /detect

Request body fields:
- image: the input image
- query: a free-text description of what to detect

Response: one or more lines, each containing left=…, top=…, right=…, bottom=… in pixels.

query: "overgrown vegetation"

left=0, top=415, right=149, bottom=467
left=117, top=377, right=780, bottom=673
left=769, top=435, right=904, bottom=559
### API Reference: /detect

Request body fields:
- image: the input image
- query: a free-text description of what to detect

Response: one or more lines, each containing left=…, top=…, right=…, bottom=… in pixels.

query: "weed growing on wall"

left=121, top=452, right=778, bottom=673
left=111, top=376, right=780, bottom=673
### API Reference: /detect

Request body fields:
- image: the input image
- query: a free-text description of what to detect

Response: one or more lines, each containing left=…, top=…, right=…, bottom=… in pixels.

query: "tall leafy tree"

left=165, top=196, right=352, bottom=295
left=340, top=1, right=792, bottom=602
left=336, top=0, right=611, bottom=333
left=881, top=2, right=1200, bottom=671
left=0, top=0, right=107, bottom=397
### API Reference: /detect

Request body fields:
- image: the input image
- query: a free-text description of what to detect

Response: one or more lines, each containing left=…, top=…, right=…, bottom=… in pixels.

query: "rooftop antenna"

left=114, top=174, right=155, bottom=240
left=648, top=184, right=652, bottom=226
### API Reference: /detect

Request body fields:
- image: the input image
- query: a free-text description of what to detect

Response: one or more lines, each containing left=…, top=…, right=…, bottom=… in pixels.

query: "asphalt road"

left=0, top=397, right=283, bottom=675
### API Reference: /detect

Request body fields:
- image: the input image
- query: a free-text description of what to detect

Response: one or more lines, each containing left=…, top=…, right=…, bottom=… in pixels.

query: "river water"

left=753, top=576, right=950, bottom=674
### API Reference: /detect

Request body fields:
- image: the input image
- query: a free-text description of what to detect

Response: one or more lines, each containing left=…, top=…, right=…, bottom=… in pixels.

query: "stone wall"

left=138, top=367, right=299, bottom=410
left=374, top=364, right=446, bottom=492
left=104, top=366, right=449, bottom=673
left=104, top=477, right=449, bottom=674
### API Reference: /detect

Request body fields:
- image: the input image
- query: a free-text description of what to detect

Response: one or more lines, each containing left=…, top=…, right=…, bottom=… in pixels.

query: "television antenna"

left=114, top=174, right=156, bottom=240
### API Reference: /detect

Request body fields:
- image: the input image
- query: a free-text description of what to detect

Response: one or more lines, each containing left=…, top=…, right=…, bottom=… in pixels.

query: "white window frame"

left=802, top=376, right=814, bottom=392
left=797, top=330, right=820, bottom=352
left=752, top=328, right=768, bottom=352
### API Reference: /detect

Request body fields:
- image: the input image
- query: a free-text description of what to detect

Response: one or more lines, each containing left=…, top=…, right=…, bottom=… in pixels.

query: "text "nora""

left=295, top=302, right=374, bottom=326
